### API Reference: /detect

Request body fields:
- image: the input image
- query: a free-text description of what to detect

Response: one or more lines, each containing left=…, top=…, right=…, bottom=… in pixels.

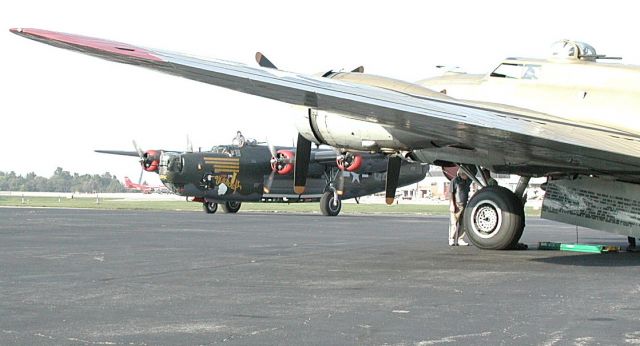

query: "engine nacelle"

left=336, top=152, right=363, bottom=172
left=295, top=109, right=408, bottom=151
left=271, top=150, right=294, bottom=175
left=142, top=150, right=160, bottom=173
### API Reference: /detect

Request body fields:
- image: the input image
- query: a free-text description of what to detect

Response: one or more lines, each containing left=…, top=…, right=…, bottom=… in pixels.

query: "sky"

left=3, top=1, right=639, bottom=185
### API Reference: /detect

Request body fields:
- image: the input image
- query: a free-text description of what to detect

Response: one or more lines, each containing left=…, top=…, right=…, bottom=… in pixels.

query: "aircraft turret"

left=550, top=39, right=621, bottom=61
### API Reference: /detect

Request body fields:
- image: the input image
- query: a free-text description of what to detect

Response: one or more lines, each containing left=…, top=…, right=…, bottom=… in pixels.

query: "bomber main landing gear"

left=203, top=201, right=242, bottom=214
left=221, top=201, right=242, bottom=213
left=463, top=186, right=525, bottom=250
left=203, top=201, right=218, bottom=214
left=320, top=191, right=342, bottom=216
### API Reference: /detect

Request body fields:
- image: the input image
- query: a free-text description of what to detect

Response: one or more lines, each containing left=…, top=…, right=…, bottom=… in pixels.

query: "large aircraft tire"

left=203, top=202, right=218, bottom=214
left=463, top=186, right=524, bottom=250
left=221, top=201, right=242, bottom=213
left=320, top=191, right=341, bottom=216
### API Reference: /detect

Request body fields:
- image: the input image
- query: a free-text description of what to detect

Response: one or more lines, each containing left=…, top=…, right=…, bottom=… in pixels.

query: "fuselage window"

left=491, top=63, right=521, bottom=78
left=490, top=63, right=540, bottom=80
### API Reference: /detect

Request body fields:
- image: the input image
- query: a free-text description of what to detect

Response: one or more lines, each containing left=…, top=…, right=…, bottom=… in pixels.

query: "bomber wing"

left=94, top=150, right=139, bottom=157
left=12, top=28, right=640, bottom=178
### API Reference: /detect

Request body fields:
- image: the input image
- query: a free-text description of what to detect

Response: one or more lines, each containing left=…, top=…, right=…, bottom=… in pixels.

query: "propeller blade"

left=351, top=66, right=364, bottom=73
left=293, top=134, right=311, bottom=194
left=334, top=150, right=350, bottom=196
left=132, top=140, right=144, bottom=160
left=186, top=134, right=193, bottom=152
left=138, top=169, right=144, bottom=185
left=263, top=170, right=275, bottom=194
left=337, top=169, right=345, bottom=196
left=385, top=156, right=402, bottom=205
left=267, top=141, right=277, bottom=159
left=255, top=52, right=278, bottom=69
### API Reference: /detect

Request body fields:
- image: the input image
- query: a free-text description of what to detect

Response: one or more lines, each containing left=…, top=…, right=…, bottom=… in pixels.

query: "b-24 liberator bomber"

left=98, top=141, right=428, bottom=216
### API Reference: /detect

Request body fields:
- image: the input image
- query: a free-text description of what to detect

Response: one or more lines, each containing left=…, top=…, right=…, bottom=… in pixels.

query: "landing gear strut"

left=319, top=167, right=344, bottom=216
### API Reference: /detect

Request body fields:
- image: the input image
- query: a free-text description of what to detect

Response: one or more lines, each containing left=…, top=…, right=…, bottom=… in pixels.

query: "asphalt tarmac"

left=1, top=207, right=639, bottom=345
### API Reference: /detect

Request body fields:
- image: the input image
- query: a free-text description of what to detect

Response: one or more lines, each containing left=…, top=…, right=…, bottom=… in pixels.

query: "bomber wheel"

left=320, top=191, right=341, bottom=216
left=221, top=201, right=242, bottom=213
left=203, top=202, right=218, bottom=214
left=463, top=186, right=525, bottom=250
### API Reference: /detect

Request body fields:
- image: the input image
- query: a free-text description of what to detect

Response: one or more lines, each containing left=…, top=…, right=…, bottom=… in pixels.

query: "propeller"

left=335, top=151, right=364, bottom=196
left=263, top=143, right=295, bottom=194
left=132, top=140, right=160, bottom=173
left=385, top=156, right=402, bottom=205
left=132, top=140, right=147, bottom=185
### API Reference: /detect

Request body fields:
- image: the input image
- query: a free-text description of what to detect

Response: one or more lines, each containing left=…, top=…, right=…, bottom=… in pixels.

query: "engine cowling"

left=141, top=150, right=160, bottom=173
left=271, top=150, right=294, bottom=175
left=336, top=152, right=363, bottom=172
left=294, top=108, right=417, bottom=152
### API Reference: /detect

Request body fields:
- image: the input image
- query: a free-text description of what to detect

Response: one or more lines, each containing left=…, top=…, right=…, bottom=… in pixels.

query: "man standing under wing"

left=449, top=169, right=472, bottom=246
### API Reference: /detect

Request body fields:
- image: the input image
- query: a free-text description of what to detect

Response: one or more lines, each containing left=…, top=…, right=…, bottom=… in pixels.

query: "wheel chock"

left=538, top=242, right=620, bottom=253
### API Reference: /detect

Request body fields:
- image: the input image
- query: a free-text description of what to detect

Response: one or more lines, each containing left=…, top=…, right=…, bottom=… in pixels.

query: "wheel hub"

left=329, top=197, right=340, bottom=212
left=471, top=201, right=502, bottom=238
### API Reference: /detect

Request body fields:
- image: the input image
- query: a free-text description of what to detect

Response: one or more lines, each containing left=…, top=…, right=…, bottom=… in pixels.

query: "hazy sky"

left=3, top=1, right=639, bottom=184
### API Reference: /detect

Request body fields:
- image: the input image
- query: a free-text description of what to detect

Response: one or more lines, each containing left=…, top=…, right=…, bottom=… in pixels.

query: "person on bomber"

left=232, top=131, right=246, bottom=147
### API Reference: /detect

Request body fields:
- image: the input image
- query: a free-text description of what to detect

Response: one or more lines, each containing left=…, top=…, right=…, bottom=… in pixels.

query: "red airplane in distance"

left=123, top=176, right=169, bottom=194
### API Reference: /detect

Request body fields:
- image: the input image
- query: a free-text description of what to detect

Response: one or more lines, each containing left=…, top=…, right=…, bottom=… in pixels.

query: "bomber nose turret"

left=158, top=152, right=184, bottom=190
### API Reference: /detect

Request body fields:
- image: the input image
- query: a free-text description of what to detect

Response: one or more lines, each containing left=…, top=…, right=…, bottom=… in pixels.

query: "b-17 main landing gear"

left=463, top=186, right=524, bottom=250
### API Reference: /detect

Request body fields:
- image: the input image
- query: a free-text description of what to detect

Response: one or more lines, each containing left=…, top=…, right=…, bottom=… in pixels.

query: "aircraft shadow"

left=531, top=252, right=640, bottom=267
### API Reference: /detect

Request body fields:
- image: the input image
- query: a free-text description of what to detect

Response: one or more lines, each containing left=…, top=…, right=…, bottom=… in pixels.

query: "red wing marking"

left=10, top=28, right=163, bottom=62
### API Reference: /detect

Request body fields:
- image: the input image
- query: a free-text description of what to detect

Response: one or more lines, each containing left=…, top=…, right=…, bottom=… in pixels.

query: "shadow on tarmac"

left=531, top=252, right=640, bottom=267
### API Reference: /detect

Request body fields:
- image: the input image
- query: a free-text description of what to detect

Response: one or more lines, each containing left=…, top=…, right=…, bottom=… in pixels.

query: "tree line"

left=0, top=167, right=127, bottom=193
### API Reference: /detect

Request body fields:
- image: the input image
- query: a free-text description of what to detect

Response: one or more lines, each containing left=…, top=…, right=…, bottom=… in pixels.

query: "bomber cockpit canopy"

left=210, top=145, right=241, bottom=157
left=550, top=40, right=600, bottom=61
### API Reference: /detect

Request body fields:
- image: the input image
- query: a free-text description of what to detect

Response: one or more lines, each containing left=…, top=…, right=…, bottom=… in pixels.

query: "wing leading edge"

left=11, top=28, right=640, bottom=176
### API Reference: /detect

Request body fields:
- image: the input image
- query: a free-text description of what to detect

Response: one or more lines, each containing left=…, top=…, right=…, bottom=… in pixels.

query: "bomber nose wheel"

left=221, top=201, right=242, bottom=213
left=203, top=202, right=218, bottom=214
left=320, top=191, right=342, bottom=216
left=463, top=186, right=524, bottom=250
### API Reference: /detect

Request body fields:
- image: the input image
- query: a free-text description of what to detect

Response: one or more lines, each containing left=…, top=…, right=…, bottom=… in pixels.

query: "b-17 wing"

left=12, top=28, right=640, bottom=177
